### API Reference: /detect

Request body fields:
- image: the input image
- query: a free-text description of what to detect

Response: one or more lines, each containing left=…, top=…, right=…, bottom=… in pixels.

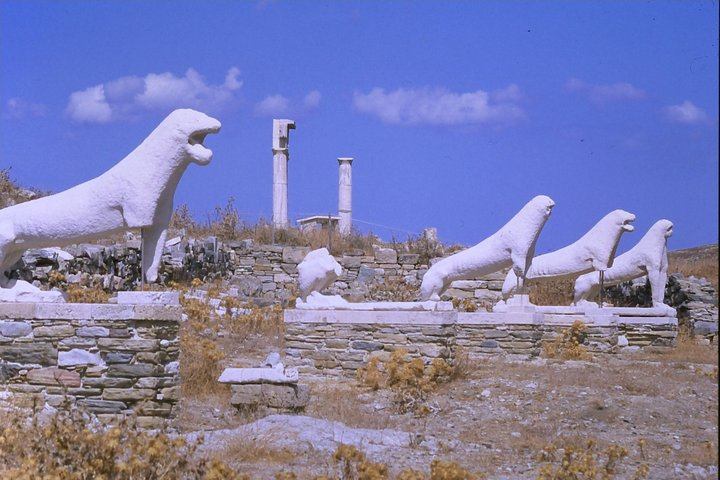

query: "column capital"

left=337, top=157, right=354, bottom=164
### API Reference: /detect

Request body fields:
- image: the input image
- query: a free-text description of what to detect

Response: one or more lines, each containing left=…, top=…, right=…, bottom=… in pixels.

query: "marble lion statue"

left=573, top=219, right=674, bottom=310
left=420, top=195, right=555, bottom=301
left=0, top=109, right=221, bottom=287
left=501, top=209, right=636, bottom=300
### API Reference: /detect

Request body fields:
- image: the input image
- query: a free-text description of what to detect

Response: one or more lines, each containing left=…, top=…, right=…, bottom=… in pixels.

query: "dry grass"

left=223, top=301, right=285, bottom=340
left=0, top=401, right=238, bottom=479
left=217, top=429, right=297, bottom=466
left=357, top=349, right=456, bottom=415
left=0, top=167, right=47, bottom=208
left=307, top=383, right=399, bottom=430
left=668, top=244, right=719, bottom=291
left=528, top=278, right=576, bottom=306
left=637, top=331, right=718, bottom=366
left=170, top=200, right=378, bottom=256
left=368, top=279, right=418, bottom=302
left=178, top=294, right=229, bottom=398
left=66, top=285, right=111, bottom=303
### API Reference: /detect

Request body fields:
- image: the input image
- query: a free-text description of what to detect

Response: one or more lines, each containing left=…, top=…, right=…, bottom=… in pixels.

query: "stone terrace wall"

left=0, top=300, right=181, bottom=428
left=284, top=310, right=678, bottom=378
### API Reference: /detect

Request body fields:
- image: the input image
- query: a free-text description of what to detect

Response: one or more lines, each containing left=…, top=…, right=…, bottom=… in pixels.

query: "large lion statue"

left=420, top=195, right=555, bottom=301
left=501, top=209, right=636, bottom=300
left=573, top=219, right=674, bottom=310
left=0, top=109, right=221, bottom=291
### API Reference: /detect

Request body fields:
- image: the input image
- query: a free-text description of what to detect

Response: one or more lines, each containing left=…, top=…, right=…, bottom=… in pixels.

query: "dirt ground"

left=172, top=336, right=719, bottom=479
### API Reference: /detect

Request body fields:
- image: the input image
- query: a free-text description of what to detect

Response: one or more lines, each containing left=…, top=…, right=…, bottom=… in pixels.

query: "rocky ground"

left=171, top=336, right=719, bottom=479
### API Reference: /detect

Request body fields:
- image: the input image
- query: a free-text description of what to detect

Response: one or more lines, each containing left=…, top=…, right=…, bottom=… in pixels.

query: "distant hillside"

left=0, top=167, right=42, bottom=208
left=669, top=244, right=719, bottom=290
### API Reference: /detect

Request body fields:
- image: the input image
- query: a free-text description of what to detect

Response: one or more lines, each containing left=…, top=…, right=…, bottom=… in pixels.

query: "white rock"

left=218, top=364, right=299, bottom=384
left=617, top=335, right=629, bottom=347
left=0, top=278, right=65, bottom=303
left=58, top=349, right=103, bottom=367
left=165, top=361, right=179, bottom=375
left=264, top=352, right=281, bottom=367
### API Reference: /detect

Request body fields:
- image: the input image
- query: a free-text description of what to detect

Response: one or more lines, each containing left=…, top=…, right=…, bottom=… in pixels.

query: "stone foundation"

left=284, top=308, right=677, bottom=377
left=0, top=295, right=181, bottom=428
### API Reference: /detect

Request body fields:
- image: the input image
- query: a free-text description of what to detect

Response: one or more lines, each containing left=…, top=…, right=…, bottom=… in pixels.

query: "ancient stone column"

left=337, top=157, right=353, bottom=235
left=272, top=119, right=295, bottom=229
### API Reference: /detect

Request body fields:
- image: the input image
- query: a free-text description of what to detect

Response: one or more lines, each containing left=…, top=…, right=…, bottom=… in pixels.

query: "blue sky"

left=1, top=1, right=717, bottom=252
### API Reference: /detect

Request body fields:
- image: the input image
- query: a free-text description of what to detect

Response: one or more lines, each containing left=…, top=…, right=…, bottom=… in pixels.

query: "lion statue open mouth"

left=574, top=219, right=674, bottom=311
left=0, top=108, right=221, bottom=293
left=501, top=209, right=636, bottom=300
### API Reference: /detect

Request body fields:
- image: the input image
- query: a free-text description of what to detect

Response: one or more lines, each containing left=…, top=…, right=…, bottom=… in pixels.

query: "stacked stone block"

left=285, top=311, right=456, bottom=377
left=285, top=310, right=677, bottom=377
left=0, top=301, right=180, bottom=428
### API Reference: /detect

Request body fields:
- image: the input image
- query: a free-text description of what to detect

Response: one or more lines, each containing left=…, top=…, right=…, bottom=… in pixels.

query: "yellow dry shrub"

left=224, top=302, right=284, bottom=338
left=332, top=444, right=389, bottom=480
left=543, top=320, right=591, bottom=360
left=66, top=285, right=111, bottom=303
left=429, top=459, right=481, bottom=480
left=179, top=295, right=227, bottom=397
left=451, top=298, right=478, bottom=312
left=357, top=357, right=383, bottom=390
left=357, top=349, right=456, bottom=414
left=0, top=406, right=240, bottom=479
left=47, top=270, right=66, bottom=287
left=368, top=279, right=417, bottom=302
left=536, top=440, right=630, bottom=480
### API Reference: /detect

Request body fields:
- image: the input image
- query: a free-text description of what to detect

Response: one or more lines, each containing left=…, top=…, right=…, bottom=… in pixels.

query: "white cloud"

left=303, top=90, right=322, bottom=109
left=66, top=86, right=113, bottom=123
left=254, top=90, right=322, bottom=117
left=65, top=67, right=242, bottom=123
left=2, top=98, right=47, bottom=119
left=663, top=101, right=709, bottom=124
left=352, top=86, right=525, bottom=126
left=254, top=94, right=290, bottom=116
left=565, top=78, right=646, bottom=103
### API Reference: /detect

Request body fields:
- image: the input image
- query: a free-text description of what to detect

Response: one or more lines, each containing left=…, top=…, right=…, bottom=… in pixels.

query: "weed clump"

left=543, top=320, right=591, bottom=360
left=368, top=279, right=417, bottom=302
left=179, top=294, right=227, bottom=398
left=0, top=404, right=238, bottom=479
left=331, top=444, right=481, bottom=480
left=357, top=349, right=456, bottom=414
left=66, top=285, right=111, bottom=303
left=536, top=440, right=636, bottom=480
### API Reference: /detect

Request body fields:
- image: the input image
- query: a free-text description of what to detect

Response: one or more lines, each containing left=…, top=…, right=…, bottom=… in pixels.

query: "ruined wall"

left=0, top=301, right=181, bottom=427
left=284, top=310, right=678, bottom=378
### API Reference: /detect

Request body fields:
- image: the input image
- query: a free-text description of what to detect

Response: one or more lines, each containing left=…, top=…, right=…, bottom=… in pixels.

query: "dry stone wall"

left=13, top=239, right=505, bottom=305
left=0, top=300, right=181, bottom=428
left=284, top=310, right=678, bottom=378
